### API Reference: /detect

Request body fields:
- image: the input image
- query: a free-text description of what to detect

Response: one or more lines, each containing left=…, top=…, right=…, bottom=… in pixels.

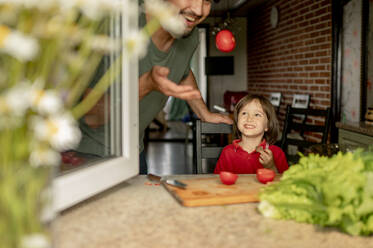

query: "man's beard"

left=181, top=28, right=194, bottom=38
left=168, top=26, right=194, bottom=39
left=166, top=9, right=200, bottom=39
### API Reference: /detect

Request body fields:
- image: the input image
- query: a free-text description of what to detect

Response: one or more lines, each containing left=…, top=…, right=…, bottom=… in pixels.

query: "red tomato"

left=61, top=154, right=72, bottom=164
left=219, top=171, right=238, bottom=185
left=215, top=29, right=236, bottom=53
left=256, top=168, right=276, bottom=184
left=70, top=156, right=84, bottom=166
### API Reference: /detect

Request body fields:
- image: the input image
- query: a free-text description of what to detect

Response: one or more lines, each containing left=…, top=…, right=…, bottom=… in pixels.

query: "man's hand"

left=256, top=146, right=277, bottom=172
left=202, top=112, right=233, bottom=125
left=139, top=65, right=201, bottom=100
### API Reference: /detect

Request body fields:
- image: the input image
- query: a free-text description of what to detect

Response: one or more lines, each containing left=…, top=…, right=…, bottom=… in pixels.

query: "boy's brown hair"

left=233, top=94, right=279, bottom=144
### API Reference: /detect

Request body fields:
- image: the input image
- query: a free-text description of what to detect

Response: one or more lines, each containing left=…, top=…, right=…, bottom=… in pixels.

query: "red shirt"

left=214, top=139, right=289, bottom=174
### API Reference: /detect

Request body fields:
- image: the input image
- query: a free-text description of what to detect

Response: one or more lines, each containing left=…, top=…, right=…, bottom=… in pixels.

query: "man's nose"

left=190, top=0, right=203, bottom=17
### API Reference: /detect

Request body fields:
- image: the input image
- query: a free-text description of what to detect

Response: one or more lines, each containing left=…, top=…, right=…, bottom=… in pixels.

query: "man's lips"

left=182, top=14, right=199, bottom=27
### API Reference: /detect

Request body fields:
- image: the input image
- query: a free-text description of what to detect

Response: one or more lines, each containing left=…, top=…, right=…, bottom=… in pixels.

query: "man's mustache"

left=180, top=10, right=202, bottom=21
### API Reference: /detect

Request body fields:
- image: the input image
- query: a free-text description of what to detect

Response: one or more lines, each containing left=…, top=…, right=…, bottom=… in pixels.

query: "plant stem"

left=65, top=53, right=102, bottom=108
left=142, top=18, right=161, bottom=37
left=71, top=53, right=122, bottom=120
left=60, top=20, right=101, bottom=92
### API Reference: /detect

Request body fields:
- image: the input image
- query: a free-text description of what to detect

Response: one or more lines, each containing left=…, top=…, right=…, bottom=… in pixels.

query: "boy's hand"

left=256, top=146, right=277, bottom=172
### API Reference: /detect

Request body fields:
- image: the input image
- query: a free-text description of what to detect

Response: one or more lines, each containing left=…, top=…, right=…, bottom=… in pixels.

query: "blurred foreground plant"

left=0, top=0, right=185, bottom=247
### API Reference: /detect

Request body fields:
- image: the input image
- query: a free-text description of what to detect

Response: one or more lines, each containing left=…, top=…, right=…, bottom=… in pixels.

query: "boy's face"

left=167, top=0, right=212, bottom=36
left=237, top=99, right=269, bottom=139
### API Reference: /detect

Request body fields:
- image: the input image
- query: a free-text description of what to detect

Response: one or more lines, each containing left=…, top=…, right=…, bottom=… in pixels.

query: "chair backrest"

left=195, top=120, right=233, bottom=174
left=292, top=94, right=310, bottom=109
left=280, top=105, right=331, bottom=163
left=223, top=91, right=247, bottom=112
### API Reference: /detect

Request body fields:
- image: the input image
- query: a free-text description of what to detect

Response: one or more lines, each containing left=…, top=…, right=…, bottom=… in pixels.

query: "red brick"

left=315, top=65, right=326, bottom=70
left=246, top=0, right=332, bottom=134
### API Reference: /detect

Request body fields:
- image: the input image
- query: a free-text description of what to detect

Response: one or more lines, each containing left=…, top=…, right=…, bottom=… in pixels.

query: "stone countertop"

left=336, top=121, right=373, bottom=137
left=54, top=175, right=372, bottom=248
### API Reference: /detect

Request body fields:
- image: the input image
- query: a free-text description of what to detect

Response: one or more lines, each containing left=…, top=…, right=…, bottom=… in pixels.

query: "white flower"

left=66, top=0, right=125, bottom=20
left=29, top=145, right=61, bottom=167
left=124, top=30, right=149, bottom=59
left=31, top=113, right=81, bottom=151
left=20, top=233, right=51, bottom=248
left=55, top=0, right=77, bottom=12
left=144, top=0, right=186, bottom=38
left=122, top=0, right=138, bottom=19
left=160, top=14, right=186, bottom=38
left=0, top=0, right=56, bottom=10
left=78, top=0, right=104, bottom=20
left=26, top=0, right=57, bottom=10
left=30, top=89, right=63, bottom=116
left=1, top=81, right=32, bottom=117
left=0, top=25, right=39, bottom=61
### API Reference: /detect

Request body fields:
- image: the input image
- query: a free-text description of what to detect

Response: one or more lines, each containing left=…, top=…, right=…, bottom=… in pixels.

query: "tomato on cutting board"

left=219, top=171, right=238, bottom=185
left=256, top=168, right=276, bottom=184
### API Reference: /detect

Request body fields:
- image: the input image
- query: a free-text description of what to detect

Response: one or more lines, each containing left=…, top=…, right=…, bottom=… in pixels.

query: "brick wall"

left=246, top=0, right=332, bottom=142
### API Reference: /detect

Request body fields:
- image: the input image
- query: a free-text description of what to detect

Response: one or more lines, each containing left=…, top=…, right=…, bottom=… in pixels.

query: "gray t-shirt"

left=138, top=13, right=199, bottom=152
left=76, top=12, right=199, bottom=156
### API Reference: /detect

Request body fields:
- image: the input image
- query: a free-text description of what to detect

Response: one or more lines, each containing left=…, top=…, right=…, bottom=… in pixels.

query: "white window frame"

left=53, top=3, right=139, bottom=211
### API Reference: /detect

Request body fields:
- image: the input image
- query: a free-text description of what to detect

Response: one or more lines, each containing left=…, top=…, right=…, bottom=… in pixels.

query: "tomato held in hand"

left=219, top=171, right=238, bottom=185
left=256, top=168, right=276, bottom=184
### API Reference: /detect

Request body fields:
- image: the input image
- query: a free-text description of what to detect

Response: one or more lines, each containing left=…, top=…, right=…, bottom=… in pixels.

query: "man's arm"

left=139, top=65, right=201, bottom=100
left=182, top=70, right=232, bottom=125
left=82, top=88, right=110, bottom=128
left=83, top=66, right=205, bottom=128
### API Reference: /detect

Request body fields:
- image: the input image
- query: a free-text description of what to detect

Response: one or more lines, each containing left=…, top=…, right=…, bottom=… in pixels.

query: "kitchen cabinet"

left=336, top=122, right=373, bottom=147
left=55, top=175, right=373, bottom=248
left=331, top=0, right=372, bottom=141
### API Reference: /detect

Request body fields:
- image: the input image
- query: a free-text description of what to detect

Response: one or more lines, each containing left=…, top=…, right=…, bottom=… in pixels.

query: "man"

left=138, top=0, right=232, bottom=174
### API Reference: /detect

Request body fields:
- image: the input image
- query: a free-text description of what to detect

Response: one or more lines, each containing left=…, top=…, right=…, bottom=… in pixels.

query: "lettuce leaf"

left=258, top=148, right=373, bottom=236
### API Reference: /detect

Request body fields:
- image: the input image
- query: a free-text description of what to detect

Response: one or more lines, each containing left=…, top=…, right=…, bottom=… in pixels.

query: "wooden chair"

left=292, top=94, right=310, bottom=121
left=195, top=120, right=233, bottom=174
left=280, top=105, right=331, bottom=165
left=292, top=94, right=310, bottom=109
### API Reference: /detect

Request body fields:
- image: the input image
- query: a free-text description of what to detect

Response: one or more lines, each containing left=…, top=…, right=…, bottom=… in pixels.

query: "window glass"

left=59, top=22, right=122, bottom=175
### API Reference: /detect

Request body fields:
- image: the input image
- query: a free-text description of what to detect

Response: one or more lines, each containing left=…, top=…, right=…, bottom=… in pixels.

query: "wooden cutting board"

left=162, top=174, right=280, bottom=207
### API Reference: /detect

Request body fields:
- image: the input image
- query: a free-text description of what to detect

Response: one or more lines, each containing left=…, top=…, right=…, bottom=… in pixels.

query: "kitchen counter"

left=336, top=121, right=373, bottom=148
left=54, top=175, right=373, bottom=248
left=336, top=121, right=373, bottom=137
